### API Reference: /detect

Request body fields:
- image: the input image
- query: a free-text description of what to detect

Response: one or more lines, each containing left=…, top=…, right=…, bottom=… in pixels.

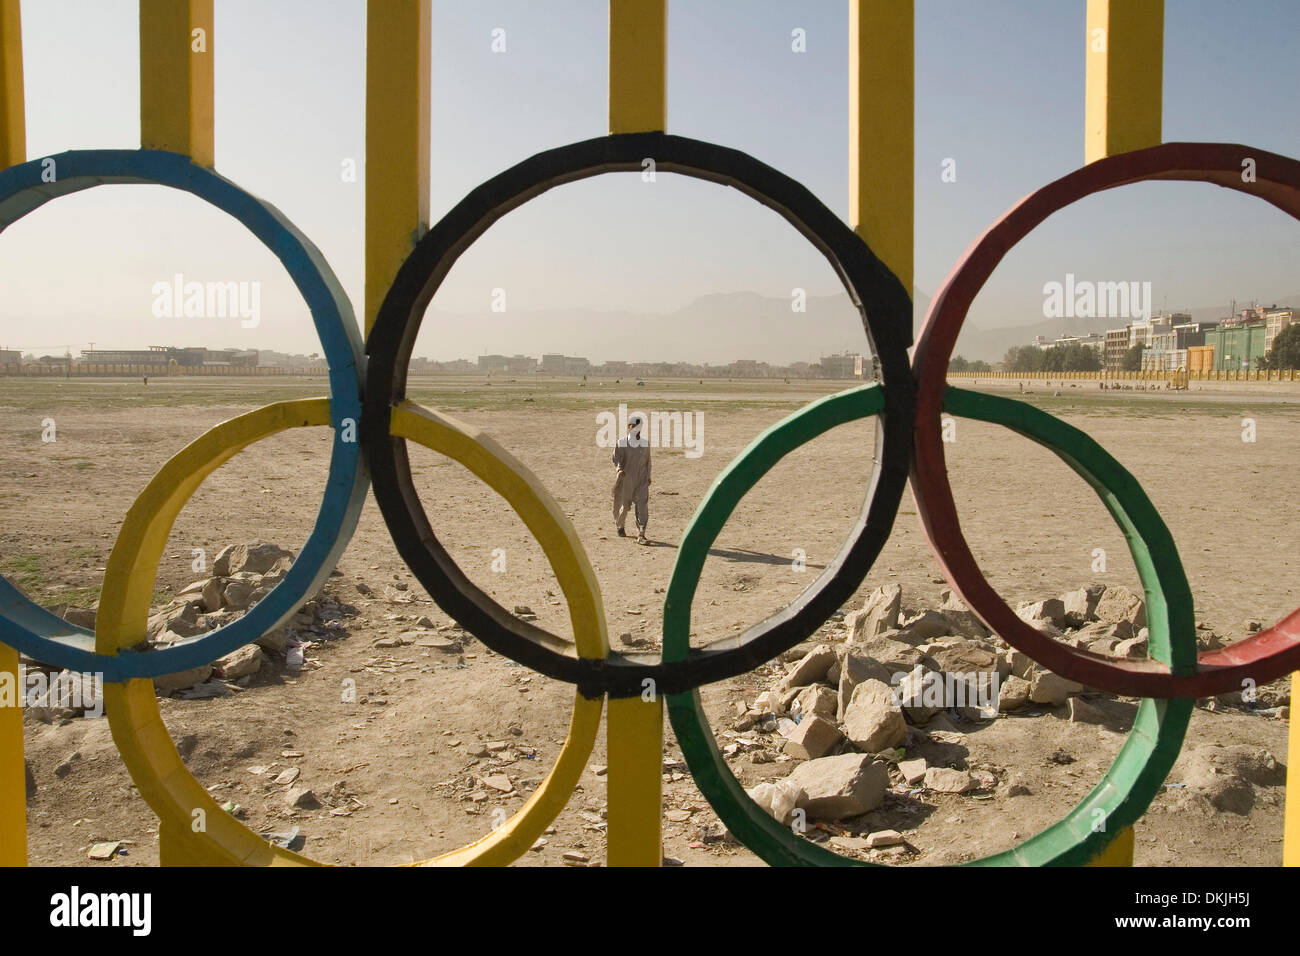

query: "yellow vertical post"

left=608, top=0, right=666, bottom=134
left=0, top=0, right=23, bottom=168
left=849, top=0, right=913, bottom=300
left=1285, top=675, right=1300, bottom=864
left=139, top=0, right=214, bottom=167
left=1087, top=826, right=1134, bottom=866
left=606, top=695, right=663, bottom=866
left=364, top=0, right=431, bottom=336
left=1084, top=0, right=1163, bottom=163
left=1082, top=0, right=1162, bottom=856
left=0, top=643, right=23, bottom=866
left=605, top=0, right=665, bottom=868
left=139, top=0, right=214, bottom=866
left=0, top=0, right=24, bottom=867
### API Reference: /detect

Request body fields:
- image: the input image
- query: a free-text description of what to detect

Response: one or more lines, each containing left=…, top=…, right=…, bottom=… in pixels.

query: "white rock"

left=794, top=685, right=838, bottom=720
left=897, top=609, right=951, bottom=643
left=1016, top=599, right=1066, bottom=627
left=1115, top=633, right=1148, bottom=658
left=895, top=665, right=943, bottom=722
left=898, top=757, right=928, bottom=785
left=1094, top=585, right=1146, bottom=628
left=787, top=753, right=889, bottom=820
left=214, top=644, right=264, bottom=680
left=1061, top=585, right=1105, bottom=625
left=938, top=607, right=990, bottom=641
left=200, top=578, right=225, bottom=614
left=783, top=714, right=844, bottom=760
left=925, top=767, right=976, bottom=793
left=998, top=675, right=1031, bottom=711
left=1006, top=648, right=1033, bottom=679
left=214, top=542, right=294, bottom=577
left=153, top=664, right=213, bottom=694
left=837, top=652, right=890, bottom=722
left=1029, top=668, right=1084, bottom=705
left=222, top=578, right=258, bottom=612
left=866, top=829, right=905, bottom=848
left=841, top=679, right=906, bottom=753
left=850, top=584, right=902, bottom=639
left=781, top=644, right=838, bottom=690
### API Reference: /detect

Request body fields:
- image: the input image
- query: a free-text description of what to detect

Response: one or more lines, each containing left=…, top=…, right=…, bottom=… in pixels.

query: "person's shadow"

left=634, top=540, right=827, bottom=572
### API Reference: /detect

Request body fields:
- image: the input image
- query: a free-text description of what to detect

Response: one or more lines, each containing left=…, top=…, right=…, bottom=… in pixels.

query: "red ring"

left=912, top=142, right=1300, bottom=698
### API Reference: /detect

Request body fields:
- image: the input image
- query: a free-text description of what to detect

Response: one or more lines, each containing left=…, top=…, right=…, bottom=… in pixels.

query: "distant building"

left=1126, top=313, right=1190, bottom=366
left=0, top=349, right=20, bottom=366
left=204, top=348, right=258, bottom=367
left=1103, top=328, right=1131, bottom=371
left=1264, top=307, right=1299, bottom=353
left=1203, top=322, right=1267, bottom=370
left=258, top=350, right=324, bottom=367
left=538, top=353, right=591, bottom=374
left=79, top=346, right=258, bottom=367
left=79, top=347, right=174, bottom=366
left=1144, top=321, right=1212, bottom=372
left=436, top=358, right=474, bottom=372
left=1042, top=332, right=1106, bottom=354
left=819, top=352, right=862, bottom=379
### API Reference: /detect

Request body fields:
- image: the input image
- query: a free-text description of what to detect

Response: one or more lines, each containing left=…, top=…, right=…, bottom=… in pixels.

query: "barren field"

left=4, top=374, right=1298, bottom=867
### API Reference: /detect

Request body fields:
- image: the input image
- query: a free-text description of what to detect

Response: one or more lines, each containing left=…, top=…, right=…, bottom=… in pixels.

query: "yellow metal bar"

left=604, top=0, right=667, bottom=868
left=608, top=0, right=665, bottom=133
left=0, top=642, right=24, bottom=866
left=1285, top=674, right=1300, bottom=864
left=0, top=0, right=24, bottom=859
left=364, top=0, right=431, bottom=336
left=1085, top=0, right=1163, bottom=163
left=0, top=0, right=23, bottom=169
left=139, top=0, right=214, bottom=166
left=605, top=695, right=663, bottom=866
left=1086, top=824, right=1134, bottom=866
left=849, top=0, right=913, bottom=297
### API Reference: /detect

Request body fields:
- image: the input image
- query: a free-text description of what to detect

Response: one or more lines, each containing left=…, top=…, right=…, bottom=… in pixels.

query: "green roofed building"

left=1204, top=322, right=1267, bottom=371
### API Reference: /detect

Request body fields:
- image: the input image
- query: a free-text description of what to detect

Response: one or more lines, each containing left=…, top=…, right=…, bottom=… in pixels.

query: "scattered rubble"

left=718, top=580, right=1286, bottom=860
left=41, top=542, right=363, bottom=702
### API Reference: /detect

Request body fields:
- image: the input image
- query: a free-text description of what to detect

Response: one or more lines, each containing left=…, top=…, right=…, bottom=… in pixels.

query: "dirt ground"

left=3, top=374, right=1297, bottom=866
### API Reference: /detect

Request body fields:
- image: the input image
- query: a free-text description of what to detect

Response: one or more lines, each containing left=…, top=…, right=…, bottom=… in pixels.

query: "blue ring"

left=0, top=150, right=366, bottom=681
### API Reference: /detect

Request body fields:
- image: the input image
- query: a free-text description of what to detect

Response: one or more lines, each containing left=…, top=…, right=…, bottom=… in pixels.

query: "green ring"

left=664, top=385, right=1194, bottom=866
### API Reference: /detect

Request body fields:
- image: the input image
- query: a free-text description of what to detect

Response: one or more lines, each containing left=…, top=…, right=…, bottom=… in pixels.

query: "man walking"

left=612, top=414, right=651, bottom=544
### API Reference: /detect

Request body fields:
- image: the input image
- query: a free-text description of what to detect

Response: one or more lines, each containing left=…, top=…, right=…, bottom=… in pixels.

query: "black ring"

left=363, top=132, right=914, bottom=697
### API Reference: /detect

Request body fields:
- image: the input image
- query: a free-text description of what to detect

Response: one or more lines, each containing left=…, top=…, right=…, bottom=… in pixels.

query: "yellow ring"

left=102, top=399, right=608, bottom=866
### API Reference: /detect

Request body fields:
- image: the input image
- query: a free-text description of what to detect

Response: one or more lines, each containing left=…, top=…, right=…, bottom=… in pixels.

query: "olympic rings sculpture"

left=3, top=134, right=1296, bottom=867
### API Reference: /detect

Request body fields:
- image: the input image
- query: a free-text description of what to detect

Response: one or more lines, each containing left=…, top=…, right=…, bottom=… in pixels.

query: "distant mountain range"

left=427, top=290, right=875, bottom=367
left=423, top=290, right=1300, bottom=366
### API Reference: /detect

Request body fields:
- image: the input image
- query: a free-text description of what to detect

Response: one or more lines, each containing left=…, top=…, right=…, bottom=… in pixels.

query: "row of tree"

left=948, top=355, right=992, bottom=373
left=999, top=342, right=1107, bottom=373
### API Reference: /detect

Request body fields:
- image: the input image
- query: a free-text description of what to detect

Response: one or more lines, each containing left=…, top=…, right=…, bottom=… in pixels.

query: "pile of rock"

left=51, top=542, right=357, bottom=703
left=732, top=581, right=1281, bottom=830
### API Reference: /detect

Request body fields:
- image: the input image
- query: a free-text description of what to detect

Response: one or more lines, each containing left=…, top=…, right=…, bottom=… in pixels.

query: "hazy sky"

left=0, top=0, right=1297, bottom=362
